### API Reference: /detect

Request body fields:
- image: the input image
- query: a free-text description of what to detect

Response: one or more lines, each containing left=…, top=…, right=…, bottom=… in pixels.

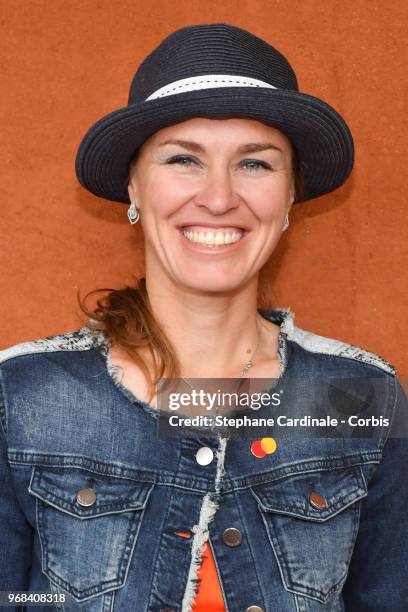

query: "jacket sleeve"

left=342, top=376, right=408, bottom=611
left=0, top=377, right=34, bottom=597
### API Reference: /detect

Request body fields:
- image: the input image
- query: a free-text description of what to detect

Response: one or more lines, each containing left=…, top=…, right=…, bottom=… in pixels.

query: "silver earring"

left=282, top=213, right=290, bottom=232
left=127, top=200, right=140, bottom=224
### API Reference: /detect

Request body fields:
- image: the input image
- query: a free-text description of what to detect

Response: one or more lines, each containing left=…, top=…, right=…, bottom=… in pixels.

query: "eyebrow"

left=158, top=138, right=283, bottom=154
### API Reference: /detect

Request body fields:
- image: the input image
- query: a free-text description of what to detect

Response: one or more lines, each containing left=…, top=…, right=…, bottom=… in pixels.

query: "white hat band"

left=145, top=74, right=277, bottom=101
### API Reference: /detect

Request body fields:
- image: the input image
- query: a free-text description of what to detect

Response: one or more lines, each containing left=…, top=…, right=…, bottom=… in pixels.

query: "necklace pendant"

left=241, top=361, right=252, bottom=377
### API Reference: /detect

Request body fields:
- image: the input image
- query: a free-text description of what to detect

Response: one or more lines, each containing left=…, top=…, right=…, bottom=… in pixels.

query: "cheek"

left=141, top=174, right=192, bottom=217
left=248, top=177, right=292, bottom=217
left=250, top=194, right=287, bottom=224
left=139, top=183, right=178, bottom=224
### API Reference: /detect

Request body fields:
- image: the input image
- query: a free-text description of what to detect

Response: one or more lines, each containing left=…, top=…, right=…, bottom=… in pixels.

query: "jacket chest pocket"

left=250, top=465, right=368, bottom=604
left=28, top=466, right=154, bottom=602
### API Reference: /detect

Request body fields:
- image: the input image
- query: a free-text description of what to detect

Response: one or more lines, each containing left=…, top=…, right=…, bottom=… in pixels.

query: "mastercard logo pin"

left=250, top=437, right=277, bottom=458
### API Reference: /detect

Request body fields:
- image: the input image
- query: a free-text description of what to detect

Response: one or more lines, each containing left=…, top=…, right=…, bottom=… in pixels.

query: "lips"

left=178, top=223, right=249, bottom=251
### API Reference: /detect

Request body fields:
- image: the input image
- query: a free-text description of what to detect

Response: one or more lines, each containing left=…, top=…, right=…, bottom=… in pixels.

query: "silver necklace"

left=181, top=314, right=262, bottom=387
left=239, top=315, right=262, bottom=377
left=178, top=316, right=263, bottom=437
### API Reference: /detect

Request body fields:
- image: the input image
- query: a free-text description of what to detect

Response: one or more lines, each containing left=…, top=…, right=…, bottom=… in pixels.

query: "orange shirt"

left=175, top=531, right=226, bottom=610
left=192, top=541, right=226, bottom=611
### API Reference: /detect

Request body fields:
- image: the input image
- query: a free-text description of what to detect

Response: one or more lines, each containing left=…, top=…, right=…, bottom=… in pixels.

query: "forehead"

left=143, top=116, right=293, bottom=152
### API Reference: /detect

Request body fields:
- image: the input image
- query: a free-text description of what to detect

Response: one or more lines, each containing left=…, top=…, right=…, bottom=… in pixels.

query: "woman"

left=1, top=23, right=407, bottom=612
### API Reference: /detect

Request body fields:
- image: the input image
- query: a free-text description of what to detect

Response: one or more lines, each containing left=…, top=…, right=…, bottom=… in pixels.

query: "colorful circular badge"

left=250, top=437, right=277, bottom=458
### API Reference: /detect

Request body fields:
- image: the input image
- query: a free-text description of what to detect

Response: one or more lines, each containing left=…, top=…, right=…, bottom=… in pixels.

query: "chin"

left=177, top=274, right=246, bottom=294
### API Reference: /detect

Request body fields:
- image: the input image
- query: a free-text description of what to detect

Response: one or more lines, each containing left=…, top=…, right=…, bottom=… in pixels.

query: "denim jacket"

left=1, top=308, right=407, bottom=612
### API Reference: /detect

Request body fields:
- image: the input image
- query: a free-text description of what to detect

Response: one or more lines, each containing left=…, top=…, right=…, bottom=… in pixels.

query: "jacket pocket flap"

left=29, top=466, right=154, bottom=518
left=250, top=466, right=367, bottom=521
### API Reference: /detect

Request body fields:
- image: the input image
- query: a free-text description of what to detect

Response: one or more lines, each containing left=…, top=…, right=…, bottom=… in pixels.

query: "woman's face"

left=128, top=117, right=295, bottom=294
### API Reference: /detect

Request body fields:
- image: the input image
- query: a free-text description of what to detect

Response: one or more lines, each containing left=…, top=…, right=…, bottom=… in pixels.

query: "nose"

left=194, top=166, right=240, bottom=215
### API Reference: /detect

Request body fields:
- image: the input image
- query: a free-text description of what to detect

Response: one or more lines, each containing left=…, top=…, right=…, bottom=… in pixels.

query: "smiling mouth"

left=180, top=225, right=246, bottom=247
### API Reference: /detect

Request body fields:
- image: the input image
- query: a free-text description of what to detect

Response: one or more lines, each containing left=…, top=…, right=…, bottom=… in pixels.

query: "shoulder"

left=0, top=325, right=110, bottom=434
left=265, top=307, right=397, bottom=377
left=0, top=324, right=106, bottom=368
left=265, top=308, right=406, bottom=454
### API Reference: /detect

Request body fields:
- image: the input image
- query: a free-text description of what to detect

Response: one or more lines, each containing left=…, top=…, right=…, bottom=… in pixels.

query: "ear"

left=287, top=177, right=295, bottom=208
left=128, top=177, right=140, bottom=203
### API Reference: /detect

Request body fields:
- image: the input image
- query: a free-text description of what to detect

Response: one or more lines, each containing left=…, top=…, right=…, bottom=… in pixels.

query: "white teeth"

left=182, top=229, right=244, bottom=246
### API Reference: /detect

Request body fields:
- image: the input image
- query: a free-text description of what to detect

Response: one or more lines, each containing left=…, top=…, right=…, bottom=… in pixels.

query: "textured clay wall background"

left=1, top=1, right=407, bottom=375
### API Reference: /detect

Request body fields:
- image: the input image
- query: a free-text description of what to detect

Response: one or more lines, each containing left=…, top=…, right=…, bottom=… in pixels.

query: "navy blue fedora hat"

left=75, top=23, right=354, bottom=204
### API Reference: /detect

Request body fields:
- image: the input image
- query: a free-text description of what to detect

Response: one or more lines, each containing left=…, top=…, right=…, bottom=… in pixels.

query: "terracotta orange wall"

left=1, top=1, right=407, bottom=376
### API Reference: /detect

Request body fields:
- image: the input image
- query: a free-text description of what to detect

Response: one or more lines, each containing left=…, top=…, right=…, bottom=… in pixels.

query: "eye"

left=241, top=159, right=272, bottom=171
left=165, top=156, right=272, bottom=171
left=166, top=155, right=198, bottom=166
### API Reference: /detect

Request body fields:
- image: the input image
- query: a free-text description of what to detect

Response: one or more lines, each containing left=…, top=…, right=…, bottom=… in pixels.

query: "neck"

left=144, top=274, right=276, bottom=379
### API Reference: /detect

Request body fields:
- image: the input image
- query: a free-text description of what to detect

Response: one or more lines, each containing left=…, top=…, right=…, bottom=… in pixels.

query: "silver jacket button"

left=76, top=488, right=96, bottom=507
left=195, top=446, right=214, bottom=465
left=245, top=606, right=264, bottom=612
left=222, top=527, right=243, bottom=547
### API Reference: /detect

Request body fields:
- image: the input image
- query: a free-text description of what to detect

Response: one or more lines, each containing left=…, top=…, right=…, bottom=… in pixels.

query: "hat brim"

left=75, top=87, right=354, bottom=203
